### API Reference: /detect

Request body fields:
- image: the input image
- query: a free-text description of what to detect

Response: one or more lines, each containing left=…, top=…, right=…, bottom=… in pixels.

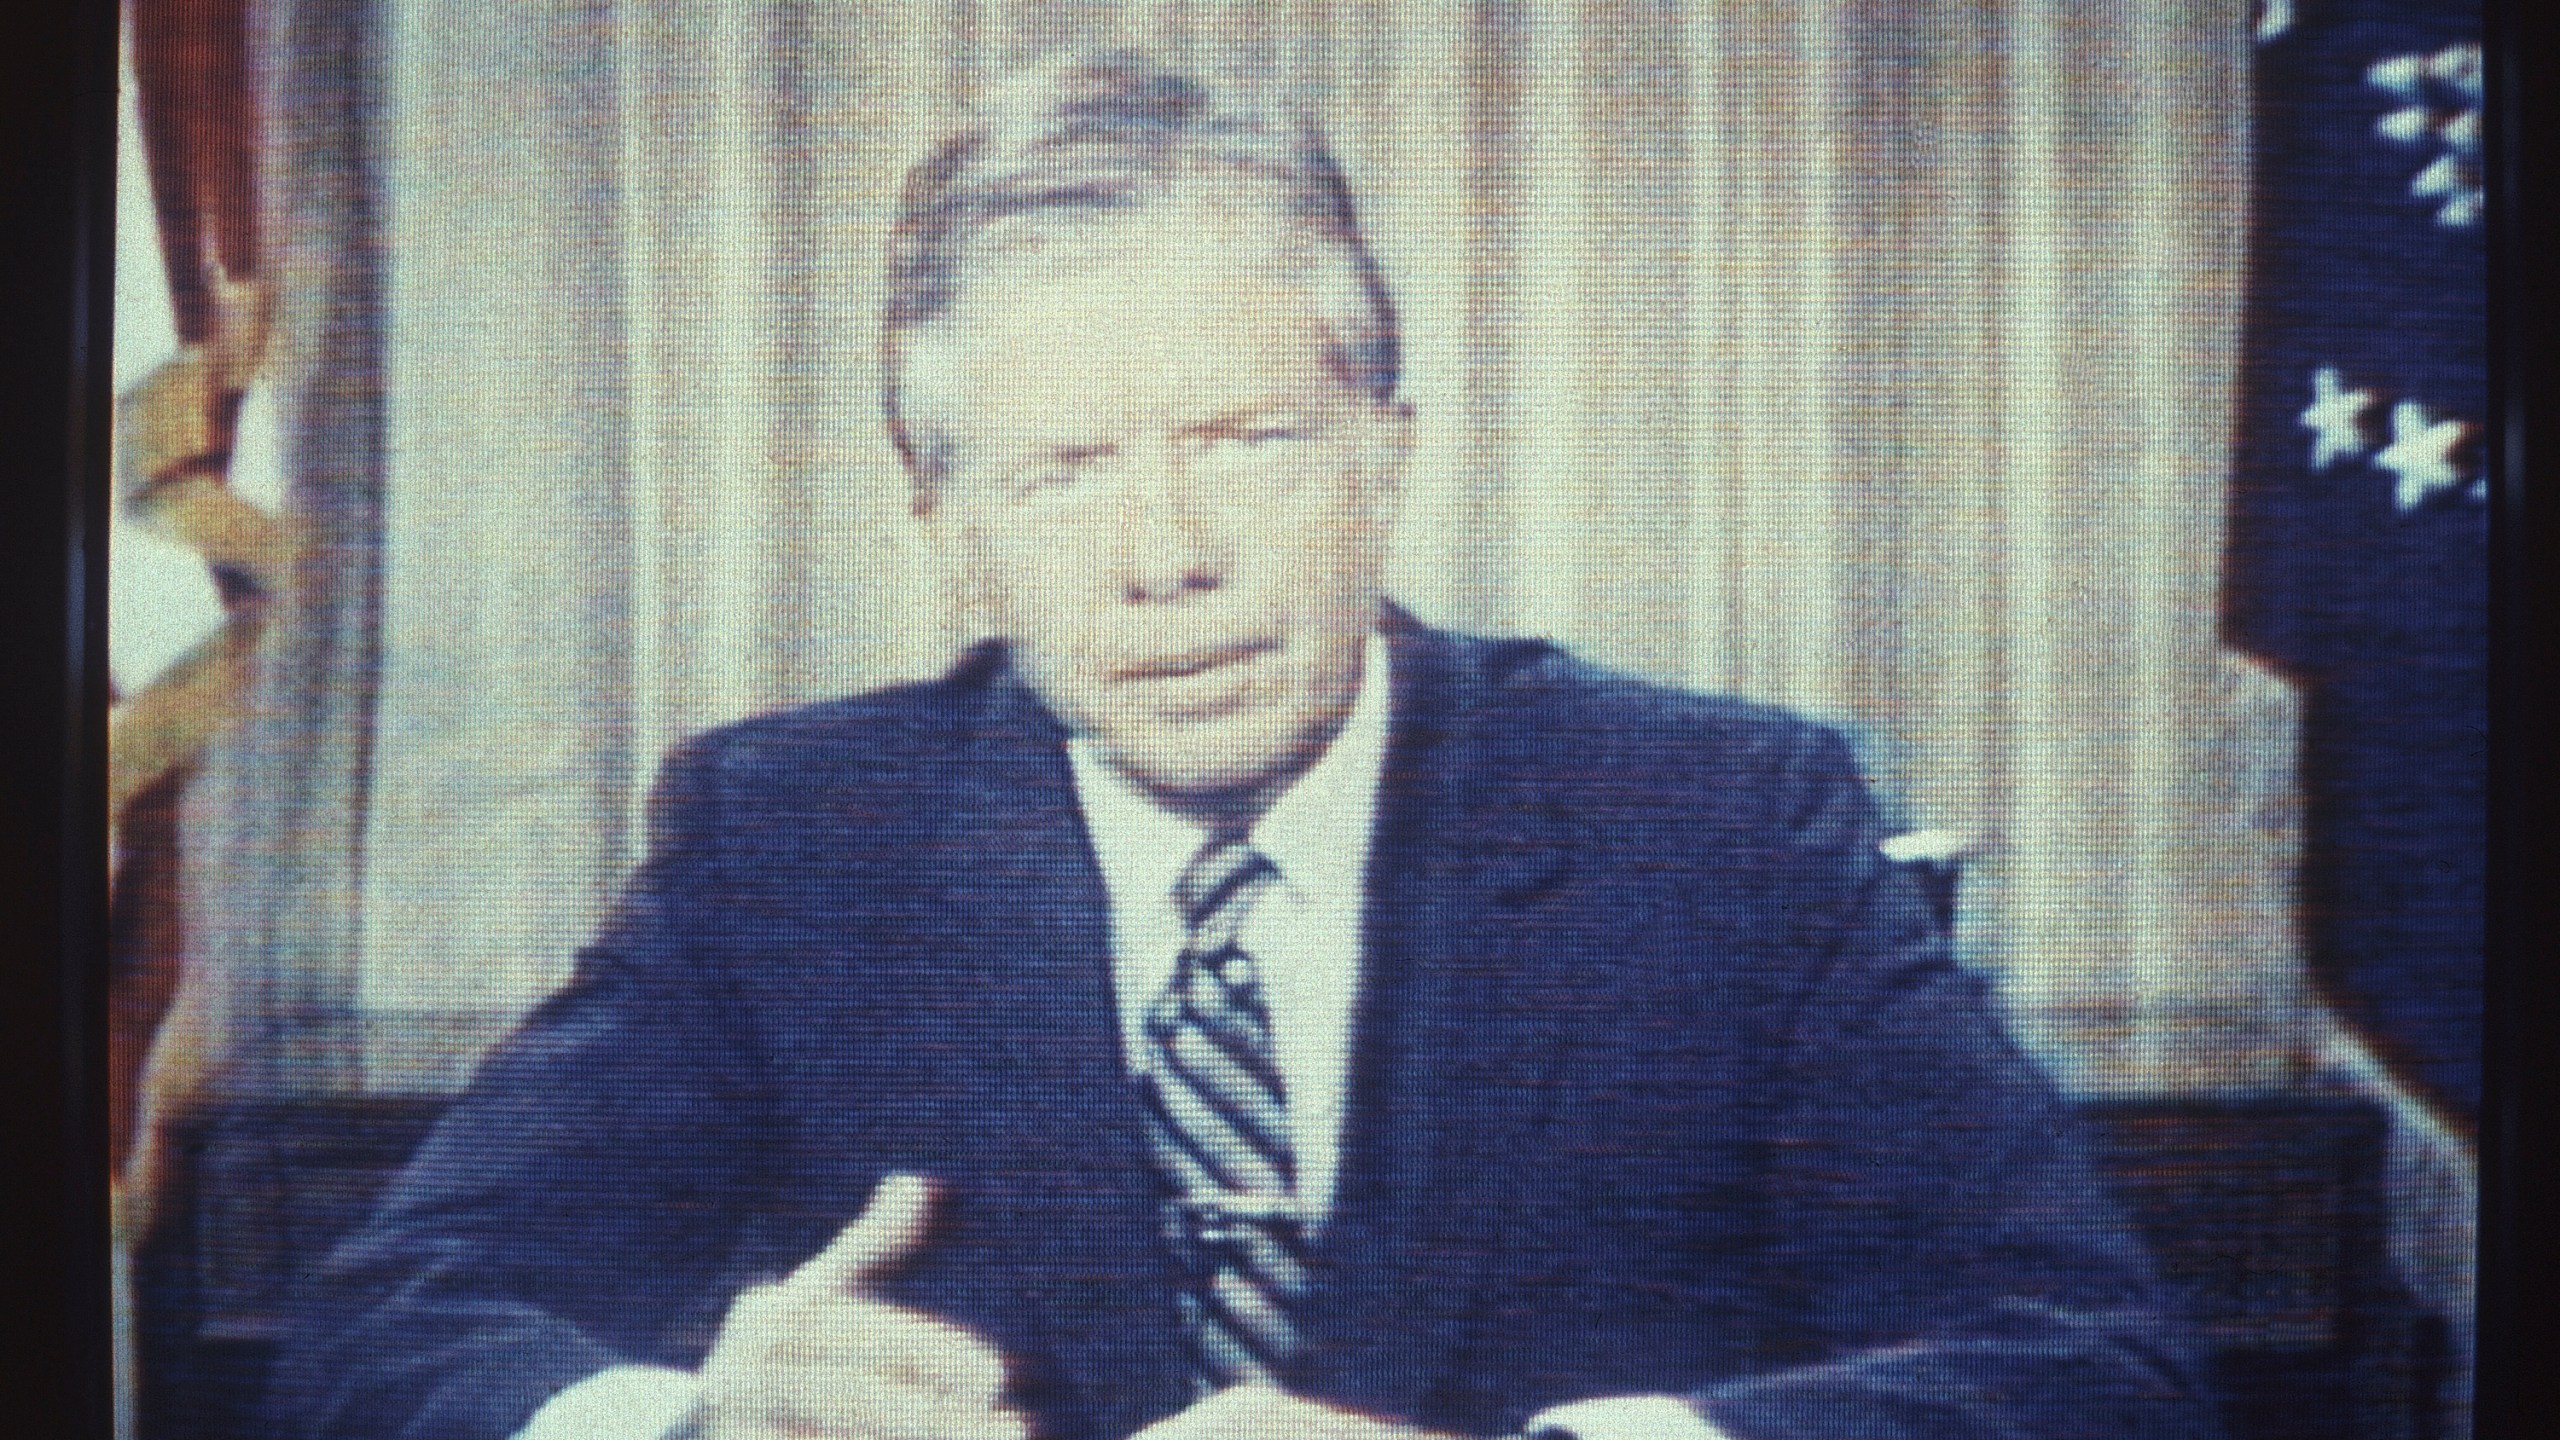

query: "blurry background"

left=109, top=2, right=2485, bottom=1437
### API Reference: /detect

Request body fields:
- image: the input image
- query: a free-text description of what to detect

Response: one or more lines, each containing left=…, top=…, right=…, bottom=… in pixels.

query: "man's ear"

left=912, top=498, right=991, bottom=640
left=1362, top=397, right=1416, bottom=520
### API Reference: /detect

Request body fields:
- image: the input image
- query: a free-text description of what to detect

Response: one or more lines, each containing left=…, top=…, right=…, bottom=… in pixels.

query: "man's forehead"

left=914, top=214, right=1347, bottom=436
left=952, top=197, right=1319, bottom=331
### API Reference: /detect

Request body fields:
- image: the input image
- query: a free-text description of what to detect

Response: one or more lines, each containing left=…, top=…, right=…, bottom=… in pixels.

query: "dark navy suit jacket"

left=274, top=618, right=2216, bottom=1440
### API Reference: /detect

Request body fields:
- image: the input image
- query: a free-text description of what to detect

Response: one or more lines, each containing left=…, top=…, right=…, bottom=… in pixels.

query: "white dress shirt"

left=1066, top=630, right=1391, bottom=1230
left=515, top=634, right=1722, bottom=1440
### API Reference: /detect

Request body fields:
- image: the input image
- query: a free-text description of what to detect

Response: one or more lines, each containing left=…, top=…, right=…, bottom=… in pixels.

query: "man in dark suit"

left=274, top=50, right=2214, bottom=1440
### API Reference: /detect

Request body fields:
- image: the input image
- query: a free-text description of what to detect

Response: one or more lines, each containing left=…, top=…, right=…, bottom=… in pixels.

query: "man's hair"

left=881, top=50, right=1401, bottom=507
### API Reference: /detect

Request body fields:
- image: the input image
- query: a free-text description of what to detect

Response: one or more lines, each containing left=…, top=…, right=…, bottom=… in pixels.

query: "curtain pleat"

left=181, top=0, right=384, bottom=1101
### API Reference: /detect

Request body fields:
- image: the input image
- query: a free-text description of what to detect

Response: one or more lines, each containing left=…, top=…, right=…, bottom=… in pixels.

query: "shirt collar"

left=1248, top=633, right=1390, bottom=904
left=1066, top=632, right=1391, bottom=907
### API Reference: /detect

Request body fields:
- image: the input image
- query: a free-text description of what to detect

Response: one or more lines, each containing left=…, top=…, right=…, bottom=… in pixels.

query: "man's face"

left=911, top=198, right=1407, bottom=816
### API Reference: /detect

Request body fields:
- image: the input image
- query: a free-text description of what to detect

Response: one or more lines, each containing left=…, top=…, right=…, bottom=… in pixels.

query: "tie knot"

left=1175, top=835, right=1275, bottom=930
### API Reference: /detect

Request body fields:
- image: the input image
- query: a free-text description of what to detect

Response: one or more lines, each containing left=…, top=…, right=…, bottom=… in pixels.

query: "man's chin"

left=1088, top=714, right=1318, bottom=821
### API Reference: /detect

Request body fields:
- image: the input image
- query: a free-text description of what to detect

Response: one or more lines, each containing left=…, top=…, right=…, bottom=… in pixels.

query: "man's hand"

left=697, top=1173, right=1028, bottom=1440
left=1128, top=1385, right=1464, bottom=1440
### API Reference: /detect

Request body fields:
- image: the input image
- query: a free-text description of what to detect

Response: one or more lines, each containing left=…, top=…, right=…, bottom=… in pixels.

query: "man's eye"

left=1010, top=448, right=1111, bottom=496
left=999, top=468, right=1059, bottom=499
left=1208, top=425, right=1303, bottom=450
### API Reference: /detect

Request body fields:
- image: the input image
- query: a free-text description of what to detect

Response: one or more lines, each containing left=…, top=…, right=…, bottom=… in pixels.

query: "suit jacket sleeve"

left=268, top=734, right=776, bottom=1440
left=1686, top=726, right=2216, bottom=1440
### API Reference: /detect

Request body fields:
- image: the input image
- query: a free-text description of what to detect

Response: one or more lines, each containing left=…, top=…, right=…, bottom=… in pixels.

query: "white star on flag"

left=2301, top=366, right=2376, bottom=469
left=2441, top=108, right=2481, bottom=156
left=2366, top=52, right=2427, bottom=100
left=2376, top=106, right=2432, bottom=145
left=2374, top=400, right=2471, bottom=512
left=2254, top=0, right=2295, bottom=43
left=2427, top=43, right=2483, bottom=101
left=2411, top=154, right=2466, bottom=199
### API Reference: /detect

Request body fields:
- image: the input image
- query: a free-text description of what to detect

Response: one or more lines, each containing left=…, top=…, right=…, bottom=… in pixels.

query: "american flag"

left=2224, top=0, right=2486, bottom=1128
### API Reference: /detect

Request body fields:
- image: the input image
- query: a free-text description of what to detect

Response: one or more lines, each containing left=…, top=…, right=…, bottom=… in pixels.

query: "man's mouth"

left=1117, top=639, right=1276, bottom=683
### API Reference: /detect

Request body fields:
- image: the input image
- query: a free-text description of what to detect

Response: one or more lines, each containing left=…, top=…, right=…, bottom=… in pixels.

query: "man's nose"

left=1118, top=433, right=1223, bottom=604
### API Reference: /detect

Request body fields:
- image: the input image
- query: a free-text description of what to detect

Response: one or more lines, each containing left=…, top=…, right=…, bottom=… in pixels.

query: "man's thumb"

left=796, top=1171, right=940, bottom=1293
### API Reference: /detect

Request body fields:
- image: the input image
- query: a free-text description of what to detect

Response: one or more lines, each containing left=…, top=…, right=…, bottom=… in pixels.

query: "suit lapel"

left=914, top=669, right=1192, bottom=1438
left=1293, top=619, right=1581, bottom=1424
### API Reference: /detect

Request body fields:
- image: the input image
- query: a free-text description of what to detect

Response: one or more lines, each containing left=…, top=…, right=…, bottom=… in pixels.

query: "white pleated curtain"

left=355, top=0, right=2290, bottom=1095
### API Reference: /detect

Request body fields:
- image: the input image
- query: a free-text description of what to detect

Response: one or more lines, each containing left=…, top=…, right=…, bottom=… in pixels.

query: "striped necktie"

left=1140, top=834, right=1313, bottom=1392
